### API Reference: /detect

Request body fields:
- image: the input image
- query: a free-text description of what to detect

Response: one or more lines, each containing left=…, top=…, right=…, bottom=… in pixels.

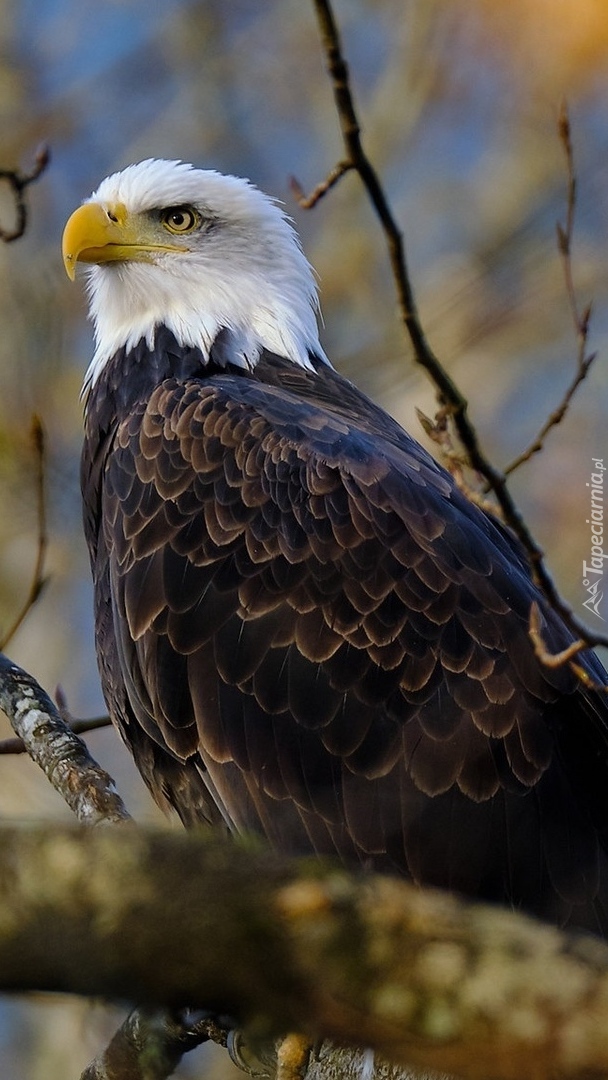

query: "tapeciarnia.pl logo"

left=582, top=457, right=606, bottom=620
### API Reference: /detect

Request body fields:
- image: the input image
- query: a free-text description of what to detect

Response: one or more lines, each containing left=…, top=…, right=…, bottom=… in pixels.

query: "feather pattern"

left=69, top=160, right=608, bottom=938
left=82, top=329, right=608, bottom=935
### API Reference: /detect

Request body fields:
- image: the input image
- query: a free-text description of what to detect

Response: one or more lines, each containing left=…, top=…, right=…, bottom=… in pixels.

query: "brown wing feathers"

left=84, top=357, right=608, bottom=933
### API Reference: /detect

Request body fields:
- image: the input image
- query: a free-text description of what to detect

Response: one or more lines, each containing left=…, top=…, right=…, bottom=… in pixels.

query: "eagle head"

left=62, top=159, right=326, bottom=390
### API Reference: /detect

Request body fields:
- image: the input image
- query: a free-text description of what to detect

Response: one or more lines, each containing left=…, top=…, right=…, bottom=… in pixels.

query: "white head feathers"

left=72, top=159, right=327, bottom=393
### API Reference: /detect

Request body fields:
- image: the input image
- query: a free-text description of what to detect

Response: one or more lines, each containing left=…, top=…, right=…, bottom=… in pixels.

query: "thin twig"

left=55, top=683, right=112, bottom=734
left=0, top=145, right=50, bottom=243
left=529, top=603, right=608, bottom=692
left=0, top=415, right=48, bottom=650
left=528, top=603, right=587, bottom=668
left=307, top=0, right=608, bottom=656
left=503, top=103, right=597, bottom=477
left=503, top=353, right=595, bottom=479
left=0, top=715, right=111, bottom=755
left=416, top=406, right=499, bottom=515
left=290, top=161, right=354, bottom=209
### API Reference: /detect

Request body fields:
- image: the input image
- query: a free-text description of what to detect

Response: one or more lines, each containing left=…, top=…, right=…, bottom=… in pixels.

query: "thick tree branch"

left=0, top=652, right=130, bottom=824
left=0, top=824, right=608, bottom=1080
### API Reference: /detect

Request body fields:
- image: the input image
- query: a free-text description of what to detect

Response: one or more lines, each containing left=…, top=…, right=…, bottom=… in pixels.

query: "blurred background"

left=0, top=0, right=607, bottom=1074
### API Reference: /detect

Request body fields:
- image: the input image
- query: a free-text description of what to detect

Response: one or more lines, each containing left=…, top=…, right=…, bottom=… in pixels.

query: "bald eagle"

left=63, top=159, right=608, bottom=935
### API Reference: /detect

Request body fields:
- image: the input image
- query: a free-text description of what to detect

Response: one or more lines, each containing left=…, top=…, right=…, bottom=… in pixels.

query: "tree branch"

left=502, top=103, right=597, bottom=478
left=290, top=161, right=354, bottom=209
left=0, top=652, right=130, bottom=824
left=0, top=661, right=199, bottom=1080
left=306, top=0, right=608, bottom=658
left=1, top=823, right=608, bottom=1080
left=0, top=145, right=49, bottom=243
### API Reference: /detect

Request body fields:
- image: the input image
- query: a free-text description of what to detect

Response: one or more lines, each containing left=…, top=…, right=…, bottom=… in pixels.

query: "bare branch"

left=503, top=103, right=597, bottom=478
left=55, top=683, right=112, bottom=736
left=0, top=415, right=49, bottom=650
left=307, top=0, right=608, bottom=658
left=309, top=0, right=474, bottom=427
left=503, top=351, right=596, bottom=479
left=415, top=406, right=499, bottom=516
left=529, top=603, right=587, bottom=667
left=289, top=161, right=353, bottom=209
left=0, top=652, right=130, bottom=823
left=0, top=145, right=50, bottom=243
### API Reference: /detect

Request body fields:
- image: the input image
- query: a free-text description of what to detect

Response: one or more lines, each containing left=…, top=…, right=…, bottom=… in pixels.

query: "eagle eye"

left=160, top=206, right=201, bottom=234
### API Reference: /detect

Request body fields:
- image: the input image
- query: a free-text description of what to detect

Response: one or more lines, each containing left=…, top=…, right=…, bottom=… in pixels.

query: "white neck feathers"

left=78, top=161, right=328, bottom=395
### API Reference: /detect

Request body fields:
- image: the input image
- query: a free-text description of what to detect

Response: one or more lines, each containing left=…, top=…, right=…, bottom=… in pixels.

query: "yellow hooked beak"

left=62, top=202, right=185, bottom=280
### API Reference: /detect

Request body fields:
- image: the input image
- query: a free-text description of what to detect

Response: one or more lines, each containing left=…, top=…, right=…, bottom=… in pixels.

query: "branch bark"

left=0, top=652, right=130, bottom=824
left=79, top=1007, right=227, bottom=1080
left=1, top=823, right=608, bottom=1080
